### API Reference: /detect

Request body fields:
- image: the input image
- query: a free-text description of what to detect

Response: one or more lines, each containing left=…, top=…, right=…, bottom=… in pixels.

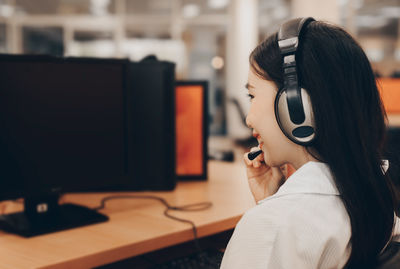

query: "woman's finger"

left=253, top=158, right=259, bottom=167
left=250, top=147, right=259, bottom=152
left=258, top=150, right=265, bottom=162
left=243, top=152, right=252, bottom=165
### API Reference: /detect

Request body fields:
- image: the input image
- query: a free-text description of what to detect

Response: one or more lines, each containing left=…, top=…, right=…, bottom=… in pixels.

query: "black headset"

left=275, top=17, right=316, bottom=146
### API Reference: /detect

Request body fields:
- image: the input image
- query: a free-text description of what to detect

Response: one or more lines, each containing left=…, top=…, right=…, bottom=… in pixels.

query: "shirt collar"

left=258, top=161, right=340, bottom=204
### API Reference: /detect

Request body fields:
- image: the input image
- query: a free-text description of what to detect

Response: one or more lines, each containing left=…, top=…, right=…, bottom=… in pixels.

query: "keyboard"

left=152, top=249, right=224, bottom=269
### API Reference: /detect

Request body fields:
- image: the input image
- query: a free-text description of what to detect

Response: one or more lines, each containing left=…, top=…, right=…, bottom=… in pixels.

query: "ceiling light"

left=211, top=56, right=224, bottom=69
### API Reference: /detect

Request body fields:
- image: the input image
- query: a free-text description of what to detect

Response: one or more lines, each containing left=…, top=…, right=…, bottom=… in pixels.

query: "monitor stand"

left=0, top=194, right=109, bottom=237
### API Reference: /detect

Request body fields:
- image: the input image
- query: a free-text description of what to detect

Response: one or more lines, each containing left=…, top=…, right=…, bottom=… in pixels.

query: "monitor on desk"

left=175, top=81, right=208, bottom=180
left=0, top=54, right=176, bottom=237
left=0, top=54, right=131, bottom=236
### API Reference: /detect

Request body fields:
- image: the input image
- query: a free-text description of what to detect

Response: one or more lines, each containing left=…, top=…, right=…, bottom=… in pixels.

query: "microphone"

left=248, top=149, right=263, bottom=160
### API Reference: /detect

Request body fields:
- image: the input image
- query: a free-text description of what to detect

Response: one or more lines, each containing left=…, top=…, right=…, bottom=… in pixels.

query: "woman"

left=220, top=18, right=399, bottom=268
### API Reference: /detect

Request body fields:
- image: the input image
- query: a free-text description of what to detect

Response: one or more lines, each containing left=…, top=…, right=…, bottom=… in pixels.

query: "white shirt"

left=220, top=161, right=400, bottom=269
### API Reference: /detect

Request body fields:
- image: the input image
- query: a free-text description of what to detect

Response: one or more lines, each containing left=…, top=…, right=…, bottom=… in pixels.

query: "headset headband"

left=278, top=17, right=314, bottom=54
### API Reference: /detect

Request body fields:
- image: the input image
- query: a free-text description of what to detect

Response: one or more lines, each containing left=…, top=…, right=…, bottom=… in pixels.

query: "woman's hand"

left=244, top=147, right=287, bottom=203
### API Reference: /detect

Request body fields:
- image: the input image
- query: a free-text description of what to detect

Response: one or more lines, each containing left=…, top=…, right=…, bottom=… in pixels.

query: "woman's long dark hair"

left=250, top=21, right=397, bottom=268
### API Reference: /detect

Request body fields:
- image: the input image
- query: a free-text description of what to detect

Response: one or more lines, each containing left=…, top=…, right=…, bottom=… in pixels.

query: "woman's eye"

left=247, top=94, right=254, bottom=100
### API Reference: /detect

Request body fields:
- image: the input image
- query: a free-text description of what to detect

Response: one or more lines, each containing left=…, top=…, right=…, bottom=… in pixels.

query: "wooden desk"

left=0, top=161, right=254, bottom=269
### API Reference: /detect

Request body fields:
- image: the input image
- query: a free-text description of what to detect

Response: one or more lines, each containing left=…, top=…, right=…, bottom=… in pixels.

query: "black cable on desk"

left=93, top=195, right=213, bottom=253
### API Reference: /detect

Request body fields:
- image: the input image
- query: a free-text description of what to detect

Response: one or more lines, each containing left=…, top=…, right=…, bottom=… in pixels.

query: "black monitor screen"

left=0, top=57, right=127, bottom=200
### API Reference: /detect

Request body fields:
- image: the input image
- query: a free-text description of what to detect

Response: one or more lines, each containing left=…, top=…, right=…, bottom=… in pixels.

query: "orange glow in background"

left=378, top=78, right=400, bottom=113
left=176, top=85, right=204, bottom=176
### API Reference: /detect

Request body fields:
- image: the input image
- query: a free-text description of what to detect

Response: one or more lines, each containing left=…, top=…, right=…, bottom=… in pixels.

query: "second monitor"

left=175, top=80, right=208, bottom=180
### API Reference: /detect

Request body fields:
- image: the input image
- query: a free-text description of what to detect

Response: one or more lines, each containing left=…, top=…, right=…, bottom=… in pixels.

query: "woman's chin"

left=265, top=157, right=284, bottom=168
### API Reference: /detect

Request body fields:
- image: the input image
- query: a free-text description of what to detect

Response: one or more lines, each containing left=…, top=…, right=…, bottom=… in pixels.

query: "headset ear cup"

left=275, top=87, right=316, bottom=145
left=274, top=88, right=291, bottom=140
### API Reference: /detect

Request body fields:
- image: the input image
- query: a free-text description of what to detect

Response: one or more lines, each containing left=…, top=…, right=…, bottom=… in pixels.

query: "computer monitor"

left=0, top=54, right=177, bottom=237
left=175, top=81, right=208, bottom=180
left=0, top=55, right=129, bottom=236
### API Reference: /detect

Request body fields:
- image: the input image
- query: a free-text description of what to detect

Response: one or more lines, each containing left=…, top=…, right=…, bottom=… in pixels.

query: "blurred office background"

left=0, top=0, right=399, bottom=139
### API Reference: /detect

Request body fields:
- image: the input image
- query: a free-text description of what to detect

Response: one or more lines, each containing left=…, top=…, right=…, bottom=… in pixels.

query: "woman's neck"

left=290, top=147, right=321, bottom=170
